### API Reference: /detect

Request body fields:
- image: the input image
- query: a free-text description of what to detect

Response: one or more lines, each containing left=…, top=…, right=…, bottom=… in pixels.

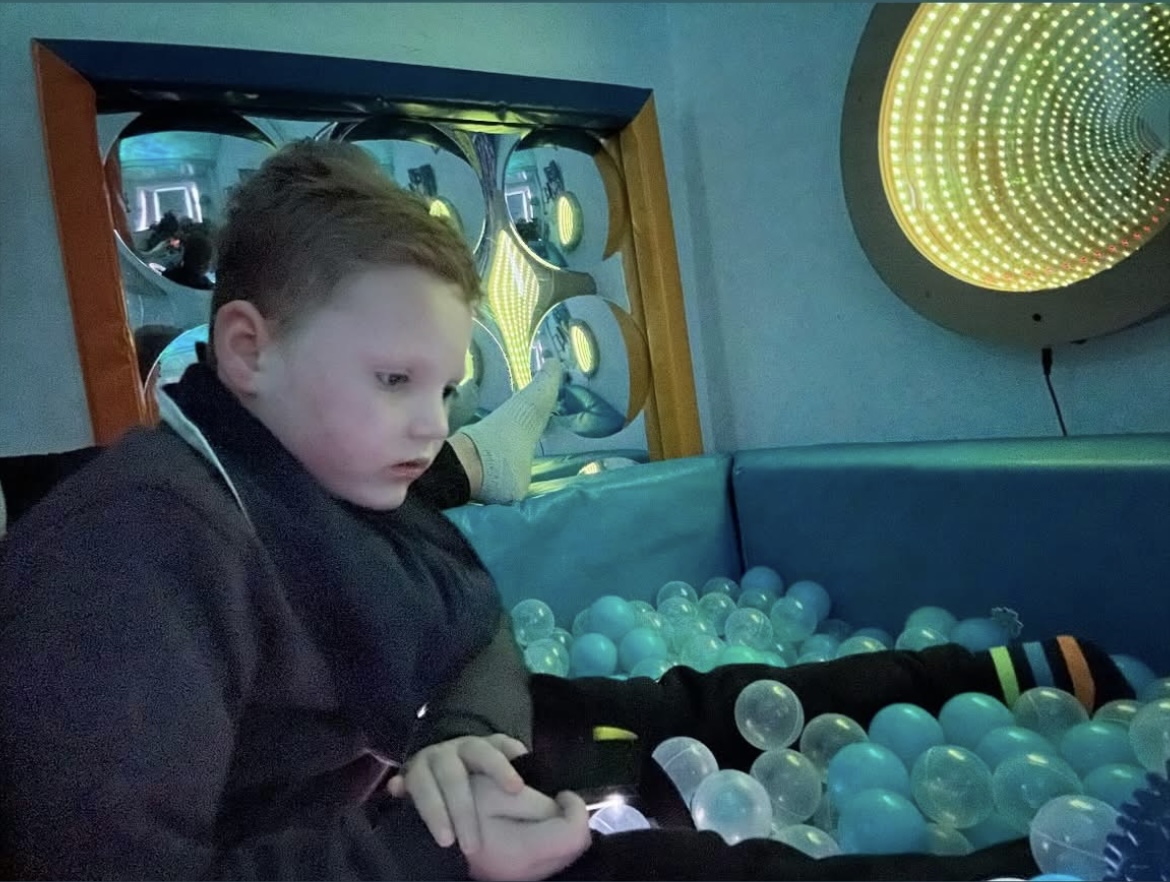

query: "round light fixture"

left=843, top=3, right=1170, bottom=345
left=569, top=320, right=599, bottom=377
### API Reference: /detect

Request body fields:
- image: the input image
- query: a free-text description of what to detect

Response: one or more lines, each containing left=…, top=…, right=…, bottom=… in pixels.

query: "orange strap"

left=1056, top=635, right=1096, bottom=710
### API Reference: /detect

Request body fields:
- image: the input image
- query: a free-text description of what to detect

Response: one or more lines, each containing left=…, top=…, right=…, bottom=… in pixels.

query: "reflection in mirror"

left=504, top=134, right=613, bottom=271
left=529, top=295, right=649, bottom=439
left=442, top=320, right=513, bottom=433
left=106, top=117, right=275, bottom=291
left=344, top=130, right=486, bottom=253
left=143, top=323, right=207, bottom=397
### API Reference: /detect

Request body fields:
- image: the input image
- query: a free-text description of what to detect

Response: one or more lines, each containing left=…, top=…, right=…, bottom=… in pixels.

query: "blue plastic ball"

left=868, top=703, right=946, bottom=768
left=628, top=657, right=677, bottom=681
left=1083, top=763, right=1147, bottom=810
left=570, top=632, right=618, bottom=677
left=618, top=626, right=670, bottom=673
left=836, top=788, right=928, bottom=855
left=741, top=565, right=785, bottom=597
left=785, top=580, right=831, bottom=622
left=719, top=644, right=764, bottom=666
left=1128, top=698, right=1170, bottom=772
left=950, top=617, right=1010, bottom=652
left=976, top=726, right=1058, bottom=769
left=939, top=693, right=1016, bottom=750
left=836, top=635, right=887, bottom=658
left=818, top=618, right=854, bottom=641
left=1059, top=722, right=1138, bottom=777
left=801, top=634, right=841, bottom=657
left=827, top=742, right=911, bottom=809
left=966, top=811, right=1023, bottom=848
left=588, top=595, right=637, bottom=644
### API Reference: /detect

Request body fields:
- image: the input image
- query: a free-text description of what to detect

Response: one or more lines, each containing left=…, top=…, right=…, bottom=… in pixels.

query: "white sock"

left=459, top=359, right=563, bottom=503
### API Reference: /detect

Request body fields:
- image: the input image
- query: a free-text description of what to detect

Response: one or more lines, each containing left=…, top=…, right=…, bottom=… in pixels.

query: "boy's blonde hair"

left=209, top=139, right=481, bottom=359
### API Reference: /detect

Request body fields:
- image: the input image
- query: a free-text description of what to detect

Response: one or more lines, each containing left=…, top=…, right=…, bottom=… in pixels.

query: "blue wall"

left=3, top=2, right=1170, bottom=456
left=662, top=3, right=1170, bottom=451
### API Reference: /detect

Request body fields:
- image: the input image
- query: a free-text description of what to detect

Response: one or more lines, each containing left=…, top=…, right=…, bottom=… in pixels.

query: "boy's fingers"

left=405, top=765, right=456, bottom=849
left=386, top=774, right=406, bottom=798
left=457, top=739, right=525, bottom=793
left=486, top=733, right=529, bottom=761
left=432, top=752, right=482, bottom=855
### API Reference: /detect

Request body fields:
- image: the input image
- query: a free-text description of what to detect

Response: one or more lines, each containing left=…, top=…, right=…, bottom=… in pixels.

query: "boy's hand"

left=464, top=775, right=593, bottom=882
left=386, top=733, right=528, bottom=854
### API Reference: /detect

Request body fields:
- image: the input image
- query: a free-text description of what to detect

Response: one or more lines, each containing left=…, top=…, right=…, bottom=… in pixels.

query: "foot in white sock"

left=458, top=359, right=564, bottom=503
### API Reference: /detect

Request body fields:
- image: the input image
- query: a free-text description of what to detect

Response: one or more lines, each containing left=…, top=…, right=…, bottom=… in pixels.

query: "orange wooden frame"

left=33, top=41, right=701, bottom=457
left=33, top=41, right=146, bottom=445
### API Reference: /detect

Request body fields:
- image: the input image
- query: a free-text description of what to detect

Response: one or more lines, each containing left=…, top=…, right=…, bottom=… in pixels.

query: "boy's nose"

left=411, top=397, right=450, bottom=441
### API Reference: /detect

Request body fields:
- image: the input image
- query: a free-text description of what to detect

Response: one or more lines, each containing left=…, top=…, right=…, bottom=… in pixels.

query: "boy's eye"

left=376, top=372, right=409, bottom=389
left=442, top=385, right=458, bottom=401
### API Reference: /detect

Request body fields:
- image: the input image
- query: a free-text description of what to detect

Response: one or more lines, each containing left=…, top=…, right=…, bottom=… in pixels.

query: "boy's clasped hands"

left=387, top=734, right=593, bottom=881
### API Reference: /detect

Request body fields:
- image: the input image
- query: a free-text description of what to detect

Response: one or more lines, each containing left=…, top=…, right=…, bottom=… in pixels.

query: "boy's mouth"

left=386, top=458, right=431, bottom=480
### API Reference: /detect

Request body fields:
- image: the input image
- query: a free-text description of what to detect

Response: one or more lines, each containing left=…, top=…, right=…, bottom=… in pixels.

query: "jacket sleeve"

left=0, top=488, right=467, bottom=881
left=409, top=614, right=534, bottom=752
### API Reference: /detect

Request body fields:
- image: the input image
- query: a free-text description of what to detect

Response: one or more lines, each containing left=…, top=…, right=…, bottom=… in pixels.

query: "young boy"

left=0, top=140, right=1134, bottom=881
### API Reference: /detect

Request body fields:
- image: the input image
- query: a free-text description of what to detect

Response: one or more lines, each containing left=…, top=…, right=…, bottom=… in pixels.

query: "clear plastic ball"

left=1058, top=721, right=1137, bottom=777
left=697, top=592, right=737, bottom=636
left=725, top=608, right=776, bottom=652
left=925, top=823, right=974, bottom=856
left=772, top=824, right=842, bottom=858
left=628, top=599, right=655, bottom=616
left=991, top=752, right=1084, bottom=832
left=895, top=626, right=950, bottom=651
left=868, top=703, right=946, bottom=768
left=657, top=596, right=700, bottom=630
left=1128, top=697, right=1170, bottom=772
left=827, top=742, right=912, bottom=810
left=785, top=580, right=831, bottom=623
left=510, top=598, right=556, bottom=646
left=797, top=650, right=834, bottom=665
left=701, top=576, right=739, bottom=598
left=656, top=580, right=698, bottom=607
left=547, top=627, right=574, bottom=651
left=852, top=628, right=894, bottom=648
left=571, top=608, right=592, bottom=638
left=800, top=713, right=869, bottom=776
left=523, top=638, right=570, bottom=676
left=910, top=745, right=995, bottom=828
left=904, top=605, right=957, bottom=637
left=769, top=596, right=818, bottom=644
left=1028, top=794, right=1119, bottom=881
left=750, top=748, right=822, bottom=826
left=652, top=736, right=719, bottom=806
left=628, top=656, right=677, bottom=681
left=836, top=635, right=887, bottom=658
left=939, top=693, right=1016, bottom=751
left=1013, top=687, right=1091, bottom=742
left=735, top=679, right=805, bottom=751
left=1093, top=699, right=1142, bottom=730
left=679, top=633, right=726, bottom=673
left=738, top=589, right=775, bottom=612
left=836, top=788, right=928, bottom=855
left=691, top=769, right=773, bottom=844
left=589, top=802, right=652, bottom=834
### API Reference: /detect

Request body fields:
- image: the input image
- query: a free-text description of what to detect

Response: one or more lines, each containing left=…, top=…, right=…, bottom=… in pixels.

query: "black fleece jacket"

left=0, top=364, right=531, bottom=880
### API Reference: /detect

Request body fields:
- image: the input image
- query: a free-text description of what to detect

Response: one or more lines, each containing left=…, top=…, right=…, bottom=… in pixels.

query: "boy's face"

left=245, top=266, right=473, bottom=510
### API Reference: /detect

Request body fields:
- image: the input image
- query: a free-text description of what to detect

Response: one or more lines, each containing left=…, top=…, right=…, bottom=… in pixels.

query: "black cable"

left=1041, top=347, right=1068, bottom=437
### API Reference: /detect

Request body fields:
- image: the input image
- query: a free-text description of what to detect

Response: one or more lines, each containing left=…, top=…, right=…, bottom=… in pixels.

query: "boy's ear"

left=212, top=300, right=273, bottom=395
